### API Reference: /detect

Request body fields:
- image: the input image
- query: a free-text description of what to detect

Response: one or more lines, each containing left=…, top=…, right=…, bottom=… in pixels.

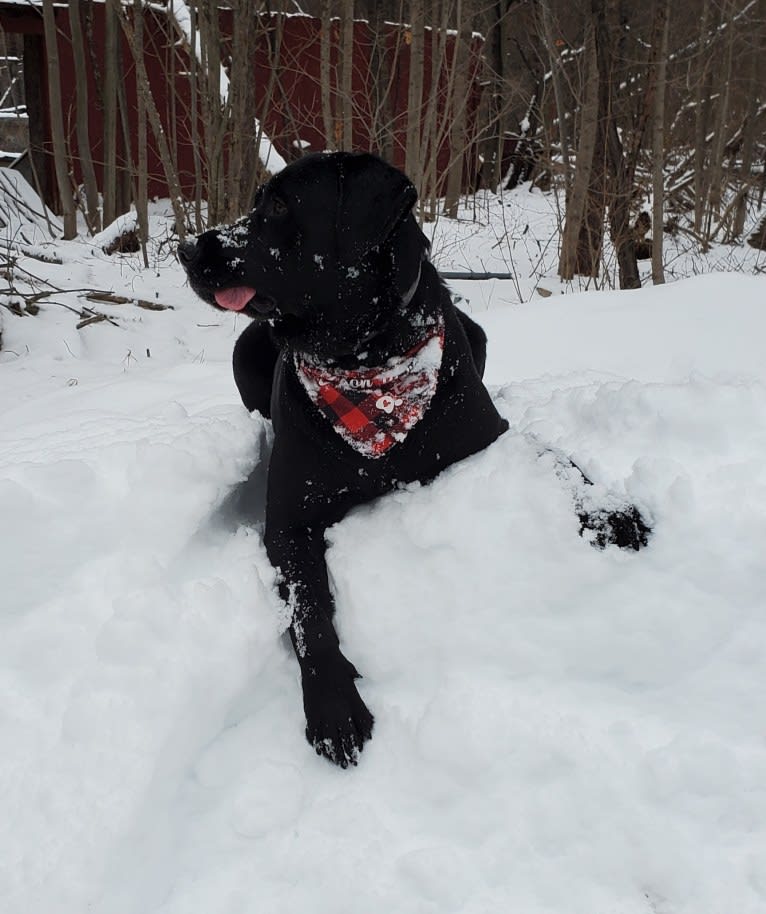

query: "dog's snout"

left=177, top=239, right=198, bottom=267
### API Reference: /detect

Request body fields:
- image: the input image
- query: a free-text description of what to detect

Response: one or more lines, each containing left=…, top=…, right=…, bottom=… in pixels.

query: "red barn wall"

left=0, top=3, right=484, bottom=217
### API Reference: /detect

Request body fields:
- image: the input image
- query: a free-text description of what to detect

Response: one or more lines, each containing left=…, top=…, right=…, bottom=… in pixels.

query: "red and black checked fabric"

left=294, top=314, right=445, bottom=458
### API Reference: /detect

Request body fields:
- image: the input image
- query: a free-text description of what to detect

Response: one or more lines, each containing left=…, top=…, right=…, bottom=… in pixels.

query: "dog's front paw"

left=579, top=504, right=651, bottom=551
left=302, top=653, right=374, bottom=768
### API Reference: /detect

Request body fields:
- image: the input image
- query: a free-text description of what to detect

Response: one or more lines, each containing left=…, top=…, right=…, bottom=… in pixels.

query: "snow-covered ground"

left=1, top=188, right=766, bottom=914
left=428, top=184, right=766, bottom=302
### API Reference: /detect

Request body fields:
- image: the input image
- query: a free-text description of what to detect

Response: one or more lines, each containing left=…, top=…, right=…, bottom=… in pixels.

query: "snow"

left=0, top=167, right=62, bottom=246
left=93, top=211, right=139, bottom=250
left=426, top=187, right=766, bottom=300
left=1, top=190, right=766, bottom=913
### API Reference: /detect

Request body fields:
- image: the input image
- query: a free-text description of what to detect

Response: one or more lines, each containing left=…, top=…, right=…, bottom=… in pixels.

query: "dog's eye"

left=271, top=197, right=287, bottom=217
left=251, top=185, right=265, bottom=209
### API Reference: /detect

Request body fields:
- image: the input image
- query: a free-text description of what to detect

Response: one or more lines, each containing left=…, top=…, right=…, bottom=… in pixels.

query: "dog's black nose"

left=177, top=239, right=198, bottom=266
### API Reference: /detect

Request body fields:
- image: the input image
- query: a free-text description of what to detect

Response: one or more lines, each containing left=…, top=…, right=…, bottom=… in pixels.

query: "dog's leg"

left=455, top=308, right=488, bottom=379
left=525, top=433, right=652, bottom=551
left=264, top=523, right=374, bottom=767
left=232, top=321, right=280, bottom=417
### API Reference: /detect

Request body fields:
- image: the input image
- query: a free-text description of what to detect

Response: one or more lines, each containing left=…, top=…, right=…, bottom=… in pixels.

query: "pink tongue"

left=214, top=286, right=256, bottom=311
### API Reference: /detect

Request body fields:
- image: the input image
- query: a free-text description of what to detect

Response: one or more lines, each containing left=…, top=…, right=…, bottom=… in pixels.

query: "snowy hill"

left=1, top=222, right=766, bottom=912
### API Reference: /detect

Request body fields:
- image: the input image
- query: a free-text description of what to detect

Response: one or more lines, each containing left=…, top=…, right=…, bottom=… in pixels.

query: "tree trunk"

left=41, top=0, right=76, bottom=238
left=368, top=3, right=394, bottom=161
left=320, top=0, right=335, bottom=150
left=188, top=1, right=203, bottom=232
left=444, top=0, right=473, bottom=218
left=248, top=14, right=284, bottom=205
left=494, top=0, right=520, bottom=188
left=539, top=0, right=571, bottom=189
left=132, top=0, right=148, bottom=265
left=113, top=0, right=186, bottom=239
left=405, top=0, right=425, bottom=191
left=341, top=0, right=354, bottom=150
left=704, top=0, right=735, bottom=241
left=732, top=35, right=760, bottom=239
left=197, top=0, right=226, bottom=224
left=693, top=0, right=713, bottom=235
left=478, top=0, right=504, bottom=189
left=559, top=19, right=600, bottom=280
left=102, top=0, right=119, bottom=227
left=23, top=35, right=51, bottom=212
left=227, top=0, right=257, bottom=220
left=422, top=0, right=450, bottom=216
left=68, top=0, right=101, bottom=234
left=593, top=0, right=640, bottom=290
left=651, top=0, right=670, bottom=284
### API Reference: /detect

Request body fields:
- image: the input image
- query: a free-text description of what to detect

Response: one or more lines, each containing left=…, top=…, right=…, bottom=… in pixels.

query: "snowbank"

left=1, top=263, right=765, bottom=914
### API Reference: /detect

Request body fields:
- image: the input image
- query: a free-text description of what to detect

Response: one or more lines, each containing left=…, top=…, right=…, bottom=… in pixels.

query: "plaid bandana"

left=294, top=312, right=445, bottom=458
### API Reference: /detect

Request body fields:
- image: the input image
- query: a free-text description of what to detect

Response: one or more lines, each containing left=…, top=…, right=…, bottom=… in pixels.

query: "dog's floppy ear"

left=336, top=153, right=418, bottom=267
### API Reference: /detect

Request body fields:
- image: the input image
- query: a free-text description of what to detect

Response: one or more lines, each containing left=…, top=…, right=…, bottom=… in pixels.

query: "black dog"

left=179, top=152, right=508, bottom=767
left=179, top=152, right=650, bottom=767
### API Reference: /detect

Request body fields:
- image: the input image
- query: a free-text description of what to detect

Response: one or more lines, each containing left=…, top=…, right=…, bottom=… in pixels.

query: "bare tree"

left=704, top=0, right=736, bottom=241
left=113, top=0, right=187, bottom=238
left=651, top=0, right=670, bottom=284
left=187, top=2, right=204, bottom=232
left=538, top=0, right=571, bottom=188
left=248, top=13, right=285, bottom=202
left=102, top=0, right=120, bottom=227
left=405, top=0, right=425, bottom=192
left=320, top=0, right=336, bottom=149
left=341, top=0, right=354, bottom=149
left=594, top=0, right=641, bottom=289
left=131, top=0, right=148, bottom=265
left=41, top=0, right=76, bottom=238
left=731, top=33, right=761, bottom=239
left=67, top=0, right=101, bottom=234
left=227, top=0, right=258, bottom=220
left=367, top=2, right=396, bottom=162
left=422, top=2, right=451, bottom=216
left=196, top=0, right=227, bottom=224
left=444, top=0, right=473, bottom=217
left=559, top=19, right=600, bottom=280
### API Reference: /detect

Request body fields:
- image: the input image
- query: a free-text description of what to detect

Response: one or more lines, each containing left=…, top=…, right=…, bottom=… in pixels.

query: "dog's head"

left=178, top=152, right=430, bottom=359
